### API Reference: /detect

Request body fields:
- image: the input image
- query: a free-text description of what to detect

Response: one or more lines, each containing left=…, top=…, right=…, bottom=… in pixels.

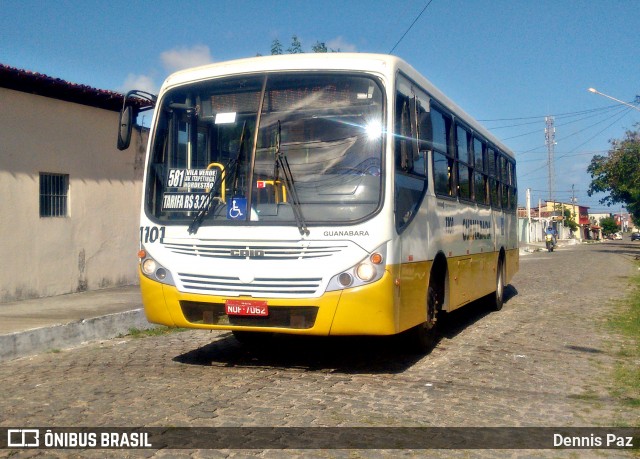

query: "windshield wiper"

left=188, top=121, right=246, bottom=235
left=274, top=121, right=309, bottom=236
left=186, top=162, right=234, bottom=235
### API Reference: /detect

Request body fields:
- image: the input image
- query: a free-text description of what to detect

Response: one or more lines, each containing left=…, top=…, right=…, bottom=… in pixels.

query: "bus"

left=117, top=53, right=519, bottom=352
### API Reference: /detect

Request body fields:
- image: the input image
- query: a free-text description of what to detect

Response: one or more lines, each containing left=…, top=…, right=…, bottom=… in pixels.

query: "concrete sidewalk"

left=519, top=238, right=583, bottom=254
left=0, top=286, right=154, bottom=362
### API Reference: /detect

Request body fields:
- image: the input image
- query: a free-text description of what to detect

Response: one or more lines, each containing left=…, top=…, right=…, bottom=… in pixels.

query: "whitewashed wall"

left=0, top=88, right=146, bottom=302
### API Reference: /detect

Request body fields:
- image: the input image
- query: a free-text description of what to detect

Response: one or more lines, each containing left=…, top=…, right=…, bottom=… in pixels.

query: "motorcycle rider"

left=545, top=226, right=557, bottom=247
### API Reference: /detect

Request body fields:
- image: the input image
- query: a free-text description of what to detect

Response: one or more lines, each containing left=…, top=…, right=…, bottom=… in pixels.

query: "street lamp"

left=587, top=88, right=640, bottom=112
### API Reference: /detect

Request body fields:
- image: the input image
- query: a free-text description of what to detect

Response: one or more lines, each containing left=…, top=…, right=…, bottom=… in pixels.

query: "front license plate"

left=225, top=299, right=268, bottom=316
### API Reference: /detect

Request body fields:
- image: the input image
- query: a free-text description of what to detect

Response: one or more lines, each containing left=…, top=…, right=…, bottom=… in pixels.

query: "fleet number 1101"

left=140, top=226, right=166, bottom=244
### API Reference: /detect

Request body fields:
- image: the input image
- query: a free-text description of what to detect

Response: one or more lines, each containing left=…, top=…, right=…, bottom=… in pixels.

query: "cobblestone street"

left=1, top=242, right=638, bottom=458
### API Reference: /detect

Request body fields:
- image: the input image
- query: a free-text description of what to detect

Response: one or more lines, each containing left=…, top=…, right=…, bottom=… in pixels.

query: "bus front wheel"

left=403, top=285, right=439, bottom=354
left=489, top=258, right=505, bottom=311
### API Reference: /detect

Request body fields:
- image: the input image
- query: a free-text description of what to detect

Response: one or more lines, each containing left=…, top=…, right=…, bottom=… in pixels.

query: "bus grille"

left=177, top=273, right=323, bottom=296
left=163, top=241, right=347, bottom=260
left=180, top=301, right=318, bottom=329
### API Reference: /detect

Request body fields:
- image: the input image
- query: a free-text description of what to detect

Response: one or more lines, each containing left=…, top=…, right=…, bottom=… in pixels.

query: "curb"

left=0, top=309, right=156, bottom=362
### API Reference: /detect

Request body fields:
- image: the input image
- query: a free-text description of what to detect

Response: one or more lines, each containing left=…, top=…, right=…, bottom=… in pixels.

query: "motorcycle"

left=545, top=233, right=555, bottom=252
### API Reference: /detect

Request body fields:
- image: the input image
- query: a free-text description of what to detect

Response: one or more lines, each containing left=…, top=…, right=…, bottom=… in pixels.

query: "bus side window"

left=473, top=137, right=488, bottom=205
left=431, top=108, right=454, bottom=197
left=488, top=148, right=500, bottom=208
left=394, top=80, right=426, bottom=232
left=500, top=155, right=509, bottom=209
left=507, top=160, right=517, bottom=211
left=414, top=95, right=430, bottom=177
left=395, top=95, right=414, bottom=172
left=456, top=125, right=472, bottom=201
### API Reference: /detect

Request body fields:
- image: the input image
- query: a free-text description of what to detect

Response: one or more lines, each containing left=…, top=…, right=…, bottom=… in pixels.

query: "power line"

left=559, top=106, right=634, bottom=156
left=479, top=101, right=636, bottom=123
left=555, top=104, right=629, bottom=129
left=491, top=105, right=628, bottom=139
left=518, top=150, right=605, bottom=164
left=513, top=104, right=633, bottom=156
left=389, top=0, right=435, bottom=53
left=519, top=157, right=551, bottom=178
left=517, top=106, right=635, bottom=177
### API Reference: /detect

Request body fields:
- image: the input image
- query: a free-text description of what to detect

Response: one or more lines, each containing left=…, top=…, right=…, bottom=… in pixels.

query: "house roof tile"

left=0, top=64, right=151, bottom=112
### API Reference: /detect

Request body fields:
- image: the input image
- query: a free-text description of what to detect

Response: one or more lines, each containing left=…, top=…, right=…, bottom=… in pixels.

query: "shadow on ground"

left=173, top=284, right=519, bottom=374
left=593, top=241, right=640, bottom=258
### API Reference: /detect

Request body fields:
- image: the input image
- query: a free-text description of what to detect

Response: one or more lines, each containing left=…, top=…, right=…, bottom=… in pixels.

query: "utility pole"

left=571, top=184, right=578, bottom=240
left=539, top=198, right=543, bottom=242
left=571, top=184, right=576, bottom=220
left=526, top=188, right=531, bottom=243
left=545, top=116, right=556, bottom=203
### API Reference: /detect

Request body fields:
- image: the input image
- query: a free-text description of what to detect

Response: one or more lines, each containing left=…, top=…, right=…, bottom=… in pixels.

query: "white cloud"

left=118, top=44, right=214, bottom=95
left=118, top=73, right=158, bottom=95
left=160, top=44, right=213, bottom=73
left=326, top=36, right=357, bottom=53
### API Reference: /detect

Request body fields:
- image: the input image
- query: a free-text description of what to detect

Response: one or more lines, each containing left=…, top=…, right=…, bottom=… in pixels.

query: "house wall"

left=0, top=88, right=146, bottom=302
left=589, top=213, right=611, bottom=225
left=518, top=217, right=556, bottom=244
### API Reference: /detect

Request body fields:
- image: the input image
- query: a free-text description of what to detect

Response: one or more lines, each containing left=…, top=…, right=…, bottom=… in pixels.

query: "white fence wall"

left=518, top=218, right=573, bottom=245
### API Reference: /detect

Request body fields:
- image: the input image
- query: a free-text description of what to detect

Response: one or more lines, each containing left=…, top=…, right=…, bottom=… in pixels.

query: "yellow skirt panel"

left=140, top=269, right=398, bottom=336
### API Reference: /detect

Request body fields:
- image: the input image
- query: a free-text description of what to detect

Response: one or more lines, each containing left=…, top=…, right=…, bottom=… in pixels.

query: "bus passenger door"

left=394, top=77, right=432, bottom=331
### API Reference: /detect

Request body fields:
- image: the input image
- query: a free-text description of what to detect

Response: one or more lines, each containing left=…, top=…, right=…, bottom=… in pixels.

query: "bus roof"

left=160, top=53, right=515, bottom=160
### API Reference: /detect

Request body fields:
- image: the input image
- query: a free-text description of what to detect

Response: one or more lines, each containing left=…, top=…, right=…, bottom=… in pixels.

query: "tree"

left=287, top=35, right=303, bottom=54
left=270, top=38, right=283, bottom=55
left=587, top=123, right=640, bottom=223
left=563, top=207, right=578, bottom=232
left=311, top=41, right=328, bottom=53
left=269, top=36, right=336, bottom=55
left=599, top=216, right=619, bottom=236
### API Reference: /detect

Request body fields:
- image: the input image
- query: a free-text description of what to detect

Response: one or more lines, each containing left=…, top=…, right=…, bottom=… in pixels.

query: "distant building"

left=0, top=64, right=148, bottom=302
left=591, top=211, right=633, bottom=233
left=588, top=212, right=615, bottom=240
left=518, top=200, right=592, bottom=241
left=614, top=212, right=631, bottom=232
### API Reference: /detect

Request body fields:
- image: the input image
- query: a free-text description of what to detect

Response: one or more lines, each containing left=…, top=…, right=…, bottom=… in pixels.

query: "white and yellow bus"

left=118, top=53, right=518, bottom=352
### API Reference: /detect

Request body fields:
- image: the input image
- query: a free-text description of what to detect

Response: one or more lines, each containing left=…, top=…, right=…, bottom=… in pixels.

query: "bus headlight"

left=338, top=272, right=353, bottom=287
left=139, top=248, right=175, bottom=286
left=356, top=262, right=377, bottom=282
left=141, top=258, right=157, bottom=275
left=326, top=244, right=387, bottom=292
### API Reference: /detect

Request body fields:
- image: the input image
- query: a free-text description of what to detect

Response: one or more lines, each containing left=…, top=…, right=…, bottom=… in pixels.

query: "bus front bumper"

left=139, top=268, right=398, bottom=336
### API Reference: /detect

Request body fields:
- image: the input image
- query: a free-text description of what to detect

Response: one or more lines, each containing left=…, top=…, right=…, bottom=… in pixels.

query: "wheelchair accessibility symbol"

left=227, top=197, right=247, bottom=220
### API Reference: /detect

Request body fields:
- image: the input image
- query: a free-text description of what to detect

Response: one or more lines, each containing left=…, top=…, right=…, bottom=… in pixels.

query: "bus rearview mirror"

left=117, top=105, right=133, bottom=151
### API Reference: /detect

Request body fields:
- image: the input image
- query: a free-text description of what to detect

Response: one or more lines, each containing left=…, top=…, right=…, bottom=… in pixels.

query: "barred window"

left=39, top=173, right=69, bottom=217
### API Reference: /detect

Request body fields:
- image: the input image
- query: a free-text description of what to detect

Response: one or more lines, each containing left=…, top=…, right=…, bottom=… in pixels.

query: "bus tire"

left=403, top=283, right=439, bottom=354
left=490, top=256, right=505, bottom=311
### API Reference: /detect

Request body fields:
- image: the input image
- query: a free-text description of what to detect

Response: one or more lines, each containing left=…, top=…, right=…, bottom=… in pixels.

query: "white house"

left=0, top=64, right=148, bottom=302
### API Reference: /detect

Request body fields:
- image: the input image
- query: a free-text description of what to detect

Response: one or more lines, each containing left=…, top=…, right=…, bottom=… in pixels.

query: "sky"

left=2, top=0, right=639, bottom=213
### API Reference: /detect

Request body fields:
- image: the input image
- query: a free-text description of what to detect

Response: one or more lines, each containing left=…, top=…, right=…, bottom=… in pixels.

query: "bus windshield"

left=145, top=73, right=384, bottom=228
